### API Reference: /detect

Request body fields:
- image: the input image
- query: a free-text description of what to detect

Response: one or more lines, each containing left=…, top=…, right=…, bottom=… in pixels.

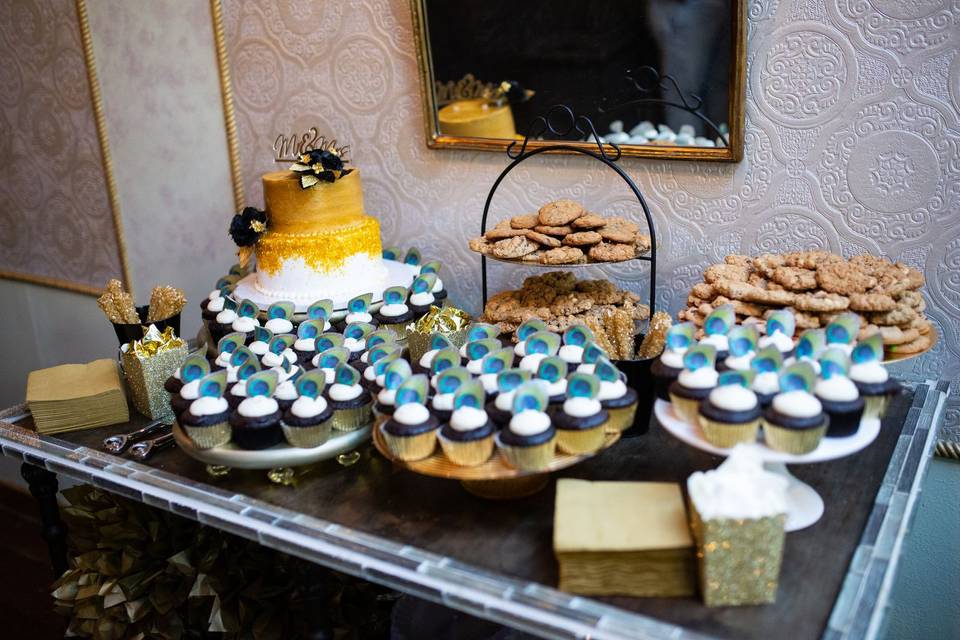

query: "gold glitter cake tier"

left=263, top=168, right=366, bottom=233
left=255, top=215, right=383, bottom=275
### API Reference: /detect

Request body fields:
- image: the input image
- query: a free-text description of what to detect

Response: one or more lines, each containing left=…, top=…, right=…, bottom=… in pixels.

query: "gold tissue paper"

left=406, top=305, right=472, bottom=362
left=121, top=325, right=187, bottom=422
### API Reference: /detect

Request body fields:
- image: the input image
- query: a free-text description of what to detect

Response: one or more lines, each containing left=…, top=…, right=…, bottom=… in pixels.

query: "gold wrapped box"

left=120, top=326, right=188, bottom=422
left=406, top=305, right=472, bottom=363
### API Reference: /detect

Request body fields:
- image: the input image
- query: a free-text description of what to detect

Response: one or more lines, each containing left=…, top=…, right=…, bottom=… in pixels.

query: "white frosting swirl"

left=542, top=378, right=567, bottom=397
left=216, top=309, right=237, bottom=324
left=772, top=390, right=822, bottom=418
left=700, top=334, right=729, bottom=352
left=519, top=353, right=546, bottom=373
left=576, top=363, right=596, bottom=375
left=563, top=397, right=601, bottom=417
left=345, top=311, right=373, bottom=324
left=598, top=378, right=628, bottom=401
left=785, top=356, right=821, bottom=376
left=250, top=341, right=269, bottom=356
left=394, top=403, right=430, bottom=425
left=419, top=349, right=438, bottom=368
left=815, top=377, right=859, bottom=402
left=450, top=406, right=488, bottom=431
left=480, top=373, right=499, bottom=394
left=344, top=337, right=366, bottom=353
left=230, top=381, right=247, bottom=398
left=758, top=331, right=794, bottom=353
left=275, top=380, right=298, bottom=400
left=264, top=318, right=293, bottom=334
left=466, top=358, right=484, bottom=374
left=207, top=290, right=221, bottom=301
left=660, top=350, right=685, bottom=369
left=377, top=388, right=397, bottom=406
left=432, top=393, right=454, bottom=411
left=329, top=383, right=363, bottom=402
left=708, top=385, right=757, bottom=412
left=379, top=303, right=409, bottom=317
left=410, top=291, right=435, bottom=307
left=179, top=379, right=201, bottom=400
left=189, top=396, right=228, bottom=417
left=513, top=342, right=527, bottom=357
left=688, top=447, right=788, bottom=519
left=509, top=410, right=551, bottom=436
left=678, top=367, right=718, bottom=390
left=724, top=352, right=754, bottom=371
left=214, top=351, right=233, bottom=369
left=849, top=361, right=889, bottom=384
left=226, top=366, right=238, bottom=384
left=558, top=345, right=584, bottom=364
left=290, top=395, right=328, bottom=419
left=495, top=391, right=515, bottom=412
left=261, top=351, right=287, bottom=368
left=752, top=371, right=779, bottom=395
left=238, top=395, right=278, bottom=418
left=364, top=366, right=377, bottom=382
left=206, top=296, right=225, bottom=312
left=294, top=337, right=315, bottom=352
left=232, top=316, right=259, bottom=333
left=432, top=277, right=444, bottom=293
left=322, top=368, right=336, bottom=384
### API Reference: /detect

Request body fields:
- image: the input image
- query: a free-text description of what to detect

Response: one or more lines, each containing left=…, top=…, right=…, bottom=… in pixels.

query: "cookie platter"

left=479, top=251, right=652, bottom=269
left=884, top=325, right=937, bottom=363
left=372, top=419, right=621, bottom=499
left=172, top=421, right=372, bottom=470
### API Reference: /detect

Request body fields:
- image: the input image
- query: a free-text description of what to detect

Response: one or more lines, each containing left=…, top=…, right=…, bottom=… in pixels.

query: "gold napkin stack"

left=26, top=359, right=129, bottom=434
left=553, top=479, right=696, bottom=597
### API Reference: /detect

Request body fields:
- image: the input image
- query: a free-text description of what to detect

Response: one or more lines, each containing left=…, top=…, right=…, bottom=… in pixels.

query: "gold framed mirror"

left=411, top=0, right=746, bottom=162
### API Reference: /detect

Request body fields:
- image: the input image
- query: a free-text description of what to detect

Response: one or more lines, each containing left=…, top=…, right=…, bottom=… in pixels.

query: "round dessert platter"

left=883, top=325, right=938, bottom=363
left=478, top=251, right=651, bottom=269
left=372, top=423, right=621, bottom=500
left=654, top=399, right=880, bottom=532
left=172, top=422, right=371, bottom=475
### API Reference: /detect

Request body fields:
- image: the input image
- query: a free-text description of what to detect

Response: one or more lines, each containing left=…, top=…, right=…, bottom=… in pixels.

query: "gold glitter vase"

left=121, top=327, right=188, bottom=423
left=406, top=305, right=472, bottom=360
left=689, top=506, right=786, bottom=607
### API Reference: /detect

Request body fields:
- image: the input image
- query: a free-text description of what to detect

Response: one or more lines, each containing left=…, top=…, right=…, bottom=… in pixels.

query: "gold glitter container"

left=120, top=326, right=188, bottom=423
left=689, top=505, right=786, bottom=606
left=406, top=305, right=472, bottom=362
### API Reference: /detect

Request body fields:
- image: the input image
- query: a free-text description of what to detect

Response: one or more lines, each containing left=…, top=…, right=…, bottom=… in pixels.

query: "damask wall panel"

left=221, top=0, right=960, bottom=440
left=0, top=0, right=124, bottom=294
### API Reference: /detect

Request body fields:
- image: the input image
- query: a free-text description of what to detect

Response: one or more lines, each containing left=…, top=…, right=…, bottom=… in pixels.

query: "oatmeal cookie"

left=563, top=231, right=603, bottom=246
left=848, top=254, right=890, bottom=277
left=538, top=199, right=585, bottom=226
left=492, top=236, right=539, bottom=259
left=468, top=236, right=493, bottom=254
left=753, top=253, right=786, bottom=278
left=815, top=262, right=877, bottom=295
left=710, top=296, right=768, bottom=318
left=485, top=226, right=528, bottom=240
left=724, top=254, right=753, bottom=267
left=887, top=333, right=932, bottom=355
left=868, top=303, right=917, bottom=327
left=521, top=250, right=545, bottom=262
left=713, top=280, right=797, bottom=306
left=704, top=264, right=752, bottom=284
left=912, top=317, right=932, bottom=335
left=509, top=214, right=540, bottom=229
left=784, top=250, right=844, bottom=270
left=572, top=213, right=606, bottom=229
left=878, top=325, right=919, bottom=346
left=790, top=291, right=849, bottom=312
left=524, top=230, right=561, bottom=248
left=848, top=292, right=896, bottom=313
left=634, top=233, right=652, bottom=254
left=691, top=282, right=716, bottom=300
left=540, top=246, right=585, bottom=265
left=533, top=225, right=573, bottom=236
left=772, top=266, right=818, bottom=291
left=588, top=242, right=635, bottom=262
left=896, top=290, right=925, bottom=309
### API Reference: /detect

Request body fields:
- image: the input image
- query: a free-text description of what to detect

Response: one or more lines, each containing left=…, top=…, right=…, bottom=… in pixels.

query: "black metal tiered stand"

left=477, top=104, right=659, bottom=434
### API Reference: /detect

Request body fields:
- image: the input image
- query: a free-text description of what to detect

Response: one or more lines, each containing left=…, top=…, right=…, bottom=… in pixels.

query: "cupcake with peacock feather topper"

left=414, top=333, right=456, bottom=376
left=292, top=321, right=330, bottom=367
left=594, top=357, right=639, bottom=432
left=327, top=363, right=373, bottom=431
left=431, top=367, right=471, bottom=423
left=477, top=347, right=513, bottom=396
left=335, top=293, right=376, bottom=332
left=750, top=346, right=783, bottom=408
left=428, top=347, right=462, bottom=392
left=464, top=338, right=501, bottom=375
left=342, top=321, right=376, bottom=363
left=248, top=326, right=274, bottom=359
left=575, top=342, right=608, bottom=375
left=816, top=348, right=865, bottom=438
left=697, top=370, right=761, bottom=448
left=231, top=299, right=261, bottom=345
left=374, top=286, right=415, bottom=340
left=230, top=371, right=284, bottom=450
left=700, top=304, right=735, bottom=361
left=438, top=380, right=496, bottom=466
left=408, top=272, right=439, bottom=319
left=537, top=356, right=569, bottom=407
left=789, top=329, right=827, bottom=376
left=212, top=332, right=246, bottom=373
left=227, top=353, right=262, bottom=410
left=418, top=260, right=447, bottom=305
left=651, top=323, right=694, bottom=400
left=668, top=344, right=718, bottom=424
left=180, top=370, right=232, bottom=449
left=849, top=334, right=900, bottom=419
left=519, top=330, right=561, bottom=373
left=374, top=358, right=412, bottom=421
left=496, top=382, right=557, bottom=472
left=825, top=312, right=861, bottom=357
left=552, top=372, right=609, bottom=454
left=168, top=354, right=210, bottom=418
left=261, top=334, right=297, bottom=370
left=281, top=370, right=334, bottom=448
left=486, top=369, right=530, bottom=427
left=512, top=319, right=547, bottom=365
left=209, top=296, right=239, bottom=346
left=361, top=344, right=399, bottom=390
left=380, top=374, right=440, bottom=461
left=762, top=362, right=827, bottom=454
left=460, top=323, right=500, bottom=360
left=558, top=324, right=594, bottom=368
left=312, top=346, right=349, bottom=385
left=306, top=299, right=334, bottom=332
left=758, top=310, right=796, bottom=359
left=263, top=301, right=296, bottom=335
left=356, top=328, right=396, bottom=373
left=721, top=325, right=758, bottom=373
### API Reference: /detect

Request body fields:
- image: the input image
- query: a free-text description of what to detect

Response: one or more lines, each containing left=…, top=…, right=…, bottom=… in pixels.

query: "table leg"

left=301, top=564, right=334, bottom=640
left=20, top=463, right=69, bottom=579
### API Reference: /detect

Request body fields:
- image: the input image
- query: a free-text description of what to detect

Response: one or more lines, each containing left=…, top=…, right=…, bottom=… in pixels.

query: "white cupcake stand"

left=654, top=399, right=880, bottom=531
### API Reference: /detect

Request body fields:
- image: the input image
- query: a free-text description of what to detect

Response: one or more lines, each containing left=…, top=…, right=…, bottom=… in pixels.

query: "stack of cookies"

left=469, top=199, right=651, bottom=265
left=679, top=251, right=932, bottom=355
left=480, top=271, right=650, bottom=359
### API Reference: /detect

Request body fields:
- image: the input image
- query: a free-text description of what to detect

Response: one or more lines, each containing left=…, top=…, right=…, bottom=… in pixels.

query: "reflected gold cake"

left=438, top=98, right=518, bottom=139
left=254, top=169, right=387, bottom=301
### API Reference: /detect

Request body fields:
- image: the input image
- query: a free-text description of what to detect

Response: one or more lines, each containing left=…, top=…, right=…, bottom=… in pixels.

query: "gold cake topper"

left=434, top=74, right=534, bottom=107
left=273, top=127, right=350, bottom=163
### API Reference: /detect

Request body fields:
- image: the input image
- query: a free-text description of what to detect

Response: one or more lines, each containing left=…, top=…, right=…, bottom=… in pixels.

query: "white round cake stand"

left=231, top=260, right=419, bottom=313
left=654, top=399, right=880, bottom=532
left=172, top=423, right=371, bottom=469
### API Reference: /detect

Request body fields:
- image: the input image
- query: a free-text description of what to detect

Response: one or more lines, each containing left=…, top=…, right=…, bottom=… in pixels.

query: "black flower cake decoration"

left=229, top=206, right=268, bottom=267
left=289, top=147, right=353, bottom=189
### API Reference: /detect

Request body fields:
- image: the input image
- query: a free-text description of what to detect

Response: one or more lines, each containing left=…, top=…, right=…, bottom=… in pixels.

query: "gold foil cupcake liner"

left=762, top=418, right=828, bottom=454
left=669, top=393, right=702, bottom=424
left=556, top=423, right=607, bottom=454
left=862, top=395, right=890, bottom=420
left=495, top=433, right=557, bottom=471
left=380, top=424, right=438, bottom=461
left=331, top=403, right=373, bottom=431
left=437, top=431, right=495, bottom=466
left=182, top=419, right=231, bottom=449
left=281, top=419, right=332, bottom=448
left=606, top=401, right=638, bottom=432
left=699, top=417, right=760, bottom=448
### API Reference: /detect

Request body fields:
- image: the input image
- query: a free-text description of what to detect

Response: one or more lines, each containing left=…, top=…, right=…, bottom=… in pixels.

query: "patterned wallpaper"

left=0, top=0, right=124, bottom=292
left=221, top=0, right=959, bottom=439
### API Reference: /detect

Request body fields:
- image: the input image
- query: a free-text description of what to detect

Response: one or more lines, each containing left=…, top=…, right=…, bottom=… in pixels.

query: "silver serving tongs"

left=102, top=420, right=169, bottom=454
left=129, top=432, right=176, bottom=461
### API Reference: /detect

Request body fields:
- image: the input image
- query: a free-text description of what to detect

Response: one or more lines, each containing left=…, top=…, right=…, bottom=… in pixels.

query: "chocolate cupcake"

left=168, top=355, right=210, bottom=419
left=374, top=358, right=412, bottom=420
left=212, top=332, right=246, bottom=372
left=477, top=347, right=513, bottom=396
left=230, top=371, right=284, bottom=450
left=356, top=329, right=397, bottom=374
left=697, top=371, right=761, bottom=448
left=464, top=338, right=501, bottom=376
left=226, top=356, right=261, bottom=411
left=430, top=367, right=470, bottom=423
left=180, top=371, right=232, bottom=449
left=201, top=286, right=230, bottom=333
left=438, top=381, right=495, bottom=466
left=374, top=286, right=415, bottom=340
left=668, top=345, right=719, bottom=424
left=785, top=329, right=827, bottom=376
left=762, top=363, right=827, bottom=454
left=496, top=382, right=556, bottom=471
left=419, top=261, right=447, bottom=306
left=281, top=371, right=333, bottom=448
left=651, top=322, right=695, bottom=401
left=312, top=346, right=350, bottom=388
left=816, top=348, right=864, bottom=438
left=699, top=303, right=735, bottom=362
left=263, top=301, right=295, bottom=336
left=512, top=319, right=547, bottom=367
left=552, top=373, right=609, bottom=454
left=380, top=374, right=440, bottom=461
left=291, top=321, right=330, bottom=367
left=305, top=299, right=334, bottom=334
left=273, top=363, right=301, bottom=413
left=536, top=356, right=568, bottom=407
left=408, top=272, right=439, bottom=319
left=260, top=334, right=297, bottom=370
left=361, top=345, right=400, bottom=391
left=485, top=369, right=531, bottom=427
left=208, top=297, right=239, bottom=346
left=750, top=346, right=783, bottom=408
left=248, top=326, right=274, bottom=360
left=594, top=357, right=640, bottom=432
left=849, top=334, right=900, bottom=420
left=722, top=325, right=758, bottom=373
left=336, top=293, right=377, bottom=333
left=518, top=330, right=561, bottom=374
left=230, top=298, right=261, bottom=345
left=343, top=321, right=376, bottom=363
left=558, top=324, right=594, bottom=369
left=459, top=323, right=501, bottom=360
left=413, top=333, right=455, bottom=376
left=757, top=310, right=796, bottom=360
left=327, top=364, right=373, bottom=431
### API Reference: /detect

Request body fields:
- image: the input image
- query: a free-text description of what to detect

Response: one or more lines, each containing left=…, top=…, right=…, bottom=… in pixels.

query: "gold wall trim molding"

left=75, top=0, right=132, bottom=297
left=0, top=270, right=103, bottom=297
left=211, top=0, right=245, bottom=212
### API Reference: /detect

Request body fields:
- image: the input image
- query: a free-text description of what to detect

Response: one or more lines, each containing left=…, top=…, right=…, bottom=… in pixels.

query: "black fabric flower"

left=290, top=148, right=353, bottom=189
left=229, top=206, right=267, bottom=247
left=498, top=80, right=531, bottom=105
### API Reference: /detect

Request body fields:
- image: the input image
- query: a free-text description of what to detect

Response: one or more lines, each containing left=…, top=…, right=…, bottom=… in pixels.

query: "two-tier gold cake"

left=253, top=169, right=388, bottom=302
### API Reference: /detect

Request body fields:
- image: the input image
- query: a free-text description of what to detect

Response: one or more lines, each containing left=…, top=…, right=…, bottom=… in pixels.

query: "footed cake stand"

left=654, top=399, right=880, bottom=531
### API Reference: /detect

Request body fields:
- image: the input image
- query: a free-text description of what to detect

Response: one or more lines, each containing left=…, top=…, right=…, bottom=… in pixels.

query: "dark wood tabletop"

left=42, top=388, right=914, bottom=640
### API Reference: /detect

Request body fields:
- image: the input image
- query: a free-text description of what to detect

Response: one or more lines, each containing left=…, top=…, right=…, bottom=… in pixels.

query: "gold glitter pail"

left=556, top=423, right=607, bottom=454
left=330, top=402, right=373, bottom=431
left=182, top=419, right=231, bottom=449
left=437, top=431, right=495, bottom=466
left=121, top=332, right=188, bottom=423
left=689, top=504, right=786, bottom=607
left=406, top=305, right=472, bottom=361
left=281, top=419, right=332, bottom=448
left=380, top=424, right=439, bottom=461
left=762, top=418, right=827, bottom=455
left=699, top=417, right=760, bottom=448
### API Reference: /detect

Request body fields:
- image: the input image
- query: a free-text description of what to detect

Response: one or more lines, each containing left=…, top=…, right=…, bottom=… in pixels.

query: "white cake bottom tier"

left=254, top=253, right=389, bottom=303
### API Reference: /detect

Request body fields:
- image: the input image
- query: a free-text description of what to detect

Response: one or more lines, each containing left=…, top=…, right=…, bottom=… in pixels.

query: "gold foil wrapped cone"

left=407, top=305, right=472, bottom=362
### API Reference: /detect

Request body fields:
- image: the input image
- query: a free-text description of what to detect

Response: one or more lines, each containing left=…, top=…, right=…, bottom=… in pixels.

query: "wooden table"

left=0, top=380, right=949, bottom=640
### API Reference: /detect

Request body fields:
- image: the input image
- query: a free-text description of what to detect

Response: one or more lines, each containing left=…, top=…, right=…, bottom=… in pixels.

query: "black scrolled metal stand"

left=479, top=104, right=657, bottom=320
